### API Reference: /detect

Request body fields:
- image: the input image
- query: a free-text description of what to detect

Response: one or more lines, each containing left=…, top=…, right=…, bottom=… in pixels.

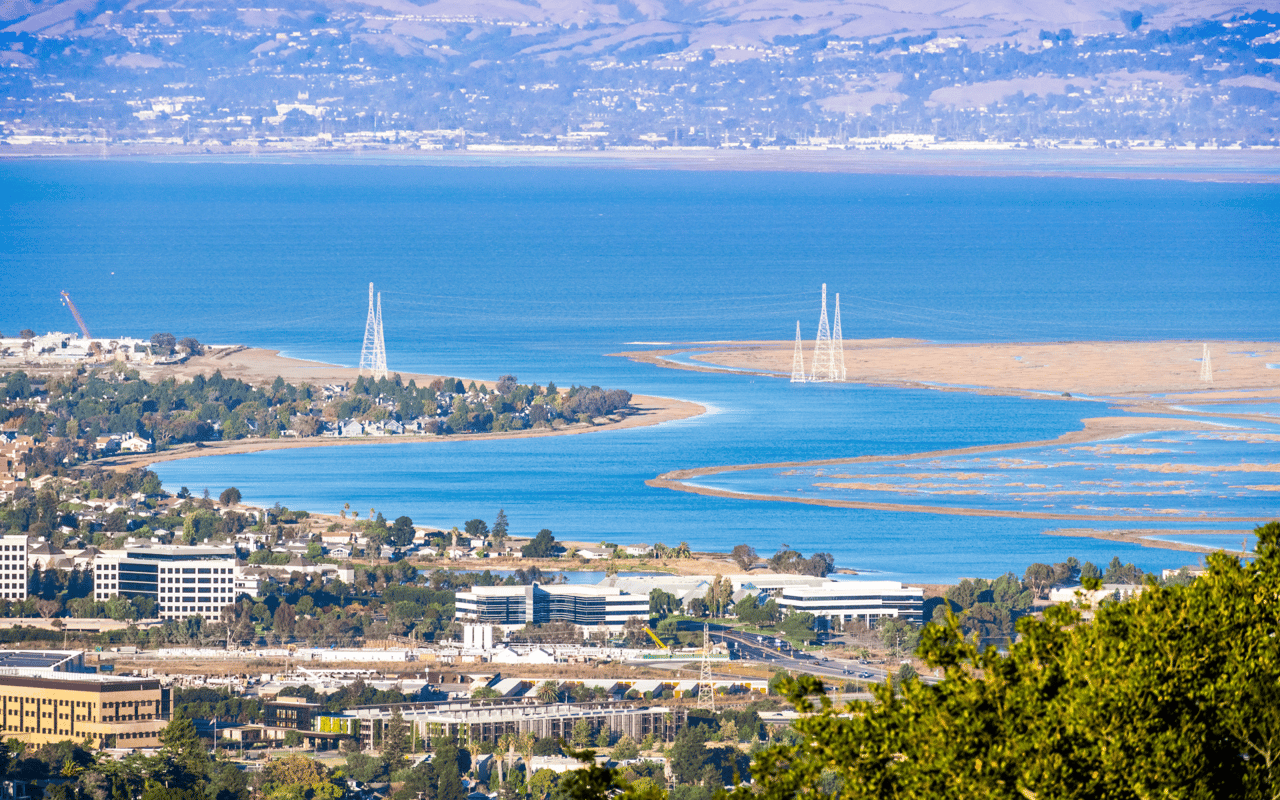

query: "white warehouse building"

left=777, top=580, right=925, bottom=628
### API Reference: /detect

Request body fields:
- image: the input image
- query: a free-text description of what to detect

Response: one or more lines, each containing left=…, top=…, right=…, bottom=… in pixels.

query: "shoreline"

left=5, top=147, right=1280, bottom=183
left=1043, top=527, right=1257, bottom=558
left=648, top=415, right=1272, bottom=524
left=92, top=347, right=705, bottom=472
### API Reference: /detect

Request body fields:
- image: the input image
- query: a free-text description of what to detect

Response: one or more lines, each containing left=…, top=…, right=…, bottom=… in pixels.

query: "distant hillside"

left=1, top=0, right=1277, bottom=149
left=1, top=0, right=1259, bottom=50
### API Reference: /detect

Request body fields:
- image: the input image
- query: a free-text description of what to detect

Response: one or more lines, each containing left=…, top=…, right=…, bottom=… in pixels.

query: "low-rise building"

left=0, top=652, right=170, bottom=748
left=327, top=699, right=684, bottom=751
left=455, top=583, right=648, bottom=634
left=775, top=580, right=925, bottom=627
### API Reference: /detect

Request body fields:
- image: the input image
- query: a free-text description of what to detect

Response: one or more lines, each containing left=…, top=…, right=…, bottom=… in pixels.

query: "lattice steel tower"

left=791, top=321, right=807, bottom=383
left=697, top=622, right=715, bottom=711
left=360, top=283, right=388, bottom=380
left=1200, top=343, right=1213, bottom=384
left=832, top=293, right=847, bottom=381
left=810, top=284, right=839, bottom=382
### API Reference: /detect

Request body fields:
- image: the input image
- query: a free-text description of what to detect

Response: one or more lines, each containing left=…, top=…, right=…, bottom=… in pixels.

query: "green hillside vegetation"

left=731, top=521, right=1280, bottom=799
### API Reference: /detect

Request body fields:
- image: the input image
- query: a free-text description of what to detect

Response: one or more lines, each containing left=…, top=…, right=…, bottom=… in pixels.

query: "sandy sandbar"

left=615, top=339, right=1280, bottom=409
left=1043, top=527, right=1257, bottom=557
left=648, top=415, right=1271, bottom=523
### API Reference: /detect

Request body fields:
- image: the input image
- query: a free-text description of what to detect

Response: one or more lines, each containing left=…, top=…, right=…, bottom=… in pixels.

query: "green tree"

left=731, top=521, right=1280, bottom=800
left=731, top=544, right=757, bottom=570
left=668, top=725, right=712, bottom=784
left=877, top=618, right=920, bottom=658
left=158, top=713, right=209, bottom=790
left=522, top=529, right=560, bottom=559
left=256, top=754, right=344, bottom=800
left=492, top=509, right=510, bottom=549
left=572, top=718, right=593, bottom=748
left=382, top=708, right=410, bottom=768
left=1021, top=562, right=1054, bottom=598
left=435, top=738, right=467, bottom=800
left=612, top=735, right=639, bottom=761
left=528, top=769, right=557, bottom=800
left=218, top=487, right=242, bottom=507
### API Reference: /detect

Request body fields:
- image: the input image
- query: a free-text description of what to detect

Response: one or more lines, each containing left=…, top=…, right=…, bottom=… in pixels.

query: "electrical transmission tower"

left=832, top=293, right=847, bottom=381
left=790, top=321, right=806, bottom=383
left=1200, top=343, right=1213, bottom=384
left=697, top=623, right=715, bottom=711
left=810, top=284, right=839, bottom=382
left=359, top=283, right=387, bottom=380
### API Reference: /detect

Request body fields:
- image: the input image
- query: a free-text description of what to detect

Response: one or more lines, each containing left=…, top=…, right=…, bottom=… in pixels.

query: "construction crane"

left=646, top=627, right=670, bottom=652
left=60, top=291, right=91, bottom=339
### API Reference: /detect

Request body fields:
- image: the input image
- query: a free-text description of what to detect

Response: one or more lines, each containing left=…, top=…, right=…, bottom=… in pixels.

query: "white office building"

left=93, top=545, right=257, bottom=621
left=776, top=580, right=925, bottom=627
left=456, top=583, right=649, bottom=633
left=0, top=534, right=28, bottom=601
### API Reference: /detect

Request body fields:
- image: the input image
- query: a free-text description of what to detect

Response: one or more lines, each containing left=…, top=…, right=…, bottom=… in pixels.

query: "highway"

left=710, top=630, right=940, bottom=686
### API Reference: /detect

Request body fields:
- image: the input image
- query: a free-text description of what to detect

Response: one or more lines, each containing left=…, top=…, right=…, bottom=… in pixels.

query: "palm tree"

left=536, top=680, right=560, bottom=704
left=511, top=730, right=536, bottom=772
left=676, top=542, right=692, bottom=559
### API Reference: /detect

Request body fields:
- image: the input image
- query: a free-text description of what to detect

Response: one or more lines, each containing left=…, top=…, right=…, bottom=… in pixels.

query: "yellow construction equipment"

left=646, top=627, right=669, bottom=650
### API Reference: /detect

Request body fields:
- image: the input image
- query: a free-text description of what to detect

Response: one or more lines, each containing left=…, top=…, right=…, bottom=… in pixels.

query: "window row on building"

left=455, top=584, right=649, bottom=632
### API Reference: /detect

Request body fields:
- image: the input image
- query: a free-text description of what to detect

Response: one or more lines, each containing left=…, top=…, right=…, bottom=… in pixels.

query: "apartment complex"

left=0, top=651, right=170, bottom=747
left=455, top=583, right=648, bottom=632
left=775, top=581, right=925, bottom=627
left=93, top=545, right=252, bottom=620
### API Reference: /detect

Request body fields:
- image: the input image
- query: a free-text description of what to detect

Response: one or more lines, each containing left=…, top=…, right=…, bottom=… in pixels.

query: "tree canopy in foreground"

left=733, top=521, right=1280, bottom=800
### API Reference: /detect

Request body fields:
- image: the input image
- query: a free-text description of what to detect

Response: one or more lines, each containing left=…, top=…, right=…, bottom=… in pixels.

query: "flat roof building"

left=455, top=583, right=648, bottom=632
left=0, top=535, right=28, bottom=602
left=0, top=650, right=87, bottom=676
left=0, top=670, right=170, bottom=748
left=776, top=580, right=925, bottom=627
left=93, top=545, right=252, bottom=621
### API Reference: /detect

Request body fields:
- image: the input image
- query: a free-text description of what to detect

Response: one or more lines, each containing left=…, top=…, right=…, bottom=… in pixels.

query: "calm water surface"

left=3, top=161, right=1278, bottom=582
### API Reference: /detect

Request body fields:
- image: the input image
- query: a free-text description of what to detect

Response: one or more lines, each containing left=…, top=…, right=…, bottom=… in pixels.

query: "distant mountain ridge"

left=1, top=0, right=1261, bottom=54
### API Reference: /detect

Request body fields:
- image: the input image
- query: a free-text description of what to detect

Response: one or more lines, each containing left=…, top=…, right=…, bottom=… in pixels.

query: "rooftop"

left=0, top=650, right=83, bottom=670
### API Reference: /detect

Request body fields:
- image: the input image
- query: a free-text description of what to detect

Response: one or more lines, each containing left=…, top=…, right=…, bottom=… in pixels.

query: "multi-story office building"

left=93, top=545, right=251, bottom=620
left=0, top=535, right=27, bottom=601
left=0, top=651, right=169, bottom=747
left=455, top=583, right=648, bottom=632
left=776, top=581, right=925, bottom=628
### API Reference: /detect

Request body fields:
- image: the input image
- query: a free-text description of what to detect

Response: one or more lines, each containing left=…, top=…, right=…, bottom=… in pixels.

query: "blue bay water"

left=3, top=160, right=1278, bottom=582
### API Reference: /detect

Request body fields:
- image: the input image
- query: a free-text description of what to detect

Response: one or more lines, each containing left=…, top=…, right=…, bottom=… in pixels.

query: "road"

left=710, top=630, right=939, bottom=686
